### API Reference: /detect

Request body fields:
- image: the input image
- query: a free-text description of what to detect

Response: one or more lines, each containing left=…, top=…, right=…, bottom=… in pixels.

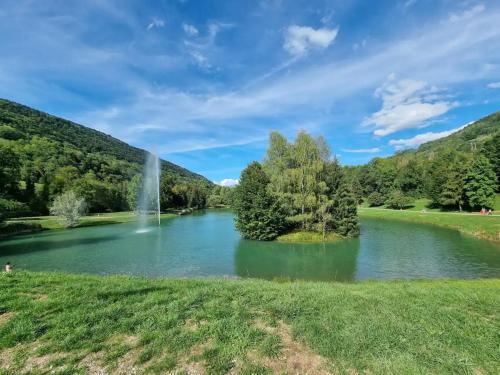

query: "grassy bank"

left=359, top=207, right=500, bottom=242
left=276, top=230, right=342, bottom=243
left=3, top=212, right=177, bottom=233
left=0, top=272, right=498, bottom=374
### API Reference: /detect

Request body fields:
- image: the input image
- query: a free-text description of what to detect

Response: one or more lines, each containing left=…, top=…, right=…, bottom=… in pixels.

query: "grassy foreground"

left=359, top=207, right=500, bottom=242
left=0, top=272, right=499, bottom=374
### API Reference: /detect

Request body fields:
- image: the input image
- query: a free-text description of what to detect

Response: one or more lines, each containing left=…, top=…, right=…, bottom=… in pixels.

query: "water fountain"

left=137, top=150, right=161, bottom=232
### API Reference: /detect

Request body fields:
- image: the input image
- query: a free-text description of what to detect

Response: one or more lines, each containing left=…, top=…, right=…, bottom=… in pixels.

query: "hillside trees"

left=0, top=99, right=212, bottom=215
left=464, top=156, right=497, bottom=209
left=0, top=142, right=21, bottom=198
left=483, top=132, right=500, bottom=191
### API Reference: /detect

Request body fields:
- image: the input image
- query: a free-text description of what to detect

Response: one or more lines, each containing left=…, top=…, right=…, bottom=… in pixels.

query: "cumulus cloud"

left=147, top=18, right=165, bottom=30
left=389, top=124, right=468, bottom=149
left=284, top=25, right=338, bottom=57
left=487, top=81, right=500, bottom=89
left=218, top=178, right=239, bottom=187
left=363, top=76, right=455, bottom=136
left=182, top=23, right=198, bottom=36
left=341, top=147, right=381, bottom=153
left=448, top=4, right=485, bottom=23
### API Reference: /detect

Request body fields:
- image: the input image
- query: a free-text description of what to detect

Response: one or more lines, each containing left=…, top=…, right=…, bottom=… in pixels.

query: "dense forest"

left=344, top=112, right=500, bottom=211
left=0, top=99, right=214, bottom=220
left=234, top=131, right=358, bottom=240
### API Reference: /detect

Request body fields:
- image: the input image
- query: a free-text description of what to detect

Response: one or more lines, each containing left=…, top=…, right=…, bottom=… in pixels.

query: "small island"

left=233, top=131, right=358, bottom=242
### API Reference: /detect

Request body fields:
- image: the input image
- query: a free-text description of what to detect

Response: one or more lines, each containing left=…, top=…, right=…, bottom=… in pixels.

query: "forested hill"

left=0, top=98, right=208, bottom=182
left=393, top=111, right=500, bottom=160
left=344, top=111, right=499, bottom=211
left=0, top=98, right=213, bottom=215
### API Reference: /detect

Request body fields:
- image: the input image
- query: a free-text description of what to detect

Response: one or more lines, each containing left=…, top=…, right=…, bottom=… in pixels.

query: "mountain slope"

left=417, top=111, right=500, bottom=154
left=0, top=98, right=209, bottom=183
left=386, top=111, right=500, bottom=164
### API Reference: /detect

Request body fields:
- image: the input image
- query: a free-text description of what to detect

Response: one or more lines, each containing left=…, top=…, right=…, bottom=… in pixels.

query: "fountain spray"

left=137, top=148, right=161, bottom=232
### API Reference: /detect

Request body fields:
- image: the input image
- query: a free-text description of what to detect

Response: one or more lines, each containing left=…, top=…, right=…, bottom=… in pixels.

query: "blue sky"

left=1, top=0, right=499, bottom=185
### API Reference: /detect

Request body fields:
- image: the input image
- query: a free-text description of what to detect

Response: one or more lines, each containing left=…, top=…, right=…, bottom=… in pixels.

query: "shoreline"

left=275, top=230, right=344, bottom=243
left=359, top=207, right=500, bottom=243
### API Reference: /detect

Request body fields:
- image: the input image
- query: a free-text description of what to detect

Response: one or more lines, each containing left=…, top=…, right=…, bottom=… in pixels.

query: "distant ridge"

left=388, top=111, right=500, bottom=161
left=0, top=98, right=210, bottom=184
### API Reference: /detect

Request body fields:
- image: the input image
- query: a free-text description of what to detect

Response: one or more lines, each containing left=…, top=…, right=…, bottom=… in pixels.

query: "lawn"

left=358, top=207, right=500, bottom=242
left=5, top=212, right=176, bottom=231
left=0, top=272, right=498, bottom=374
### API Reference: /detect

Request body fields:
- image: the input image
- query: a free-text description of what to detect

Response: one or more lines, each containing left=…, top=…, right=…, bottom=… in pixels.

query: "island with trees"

left=233, top=131, right=358, bottom=242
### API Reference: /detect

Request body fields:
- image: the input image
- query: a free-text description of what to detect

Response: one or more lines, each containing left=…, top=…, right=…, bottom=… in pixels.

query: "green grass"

left=276, top=230, right=342, bottom=243
left=361, top=194, right=500, bottom=212
left=359, top=207, right=500, bottom=242
left=6, top=212, right=177, bottom=231
left=0, top=272, right=498, bottom=374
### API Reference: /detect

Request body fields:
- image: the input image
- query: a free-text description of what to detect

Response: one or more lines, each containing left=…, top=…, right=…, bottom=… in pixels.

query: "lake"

left=1, top=209, right=499, bottom=281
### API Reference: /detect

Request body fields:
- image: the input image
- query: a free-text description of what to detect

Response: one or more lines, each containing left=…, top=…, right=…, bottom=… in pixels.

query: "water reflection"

left=235, top=238, right=359, bottom=281
left=1, top=211, right=499, bottom=281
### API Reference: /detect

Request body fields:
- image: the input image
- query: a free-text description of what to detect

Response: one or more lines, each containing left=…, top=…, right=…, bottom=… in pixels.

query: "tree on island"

left=50, top=191, right=87, bottom=228
left=464, top=156, right=497, bottom=209
left=234, top=131, right=359, bottom=241
left=233, top=162, right=287, bottom=240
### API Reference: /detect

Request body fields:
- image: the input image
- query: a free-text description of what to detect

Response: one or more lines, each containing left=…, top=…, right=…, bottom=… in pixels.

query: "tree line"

left=233, top=131, right=359, bottom=241
left=343, top=131, right=500, bottom=210
left=0, top=128, right=223, bottom=223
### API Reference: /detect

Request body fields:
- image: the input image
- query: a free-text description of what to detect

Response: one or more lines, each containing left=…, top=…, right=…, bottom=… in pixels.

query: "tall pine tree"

left=464, top=156, right=497, bottom=209
left=233, top=162, right=287, bottom=240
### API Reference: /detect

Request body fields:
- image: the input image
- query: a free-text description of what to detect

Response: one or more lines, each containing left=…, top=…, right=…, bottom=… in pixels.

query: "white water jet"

left=137, top=149, right=161, bottom=232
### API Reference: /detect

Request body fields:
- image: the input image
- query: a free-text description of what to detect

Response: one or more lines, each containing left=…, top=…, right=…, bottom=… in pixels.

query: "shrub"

left=386, top=190, right=414, bottom=210
left=49, top=191, right=87, bottom=228
left=367, top=192, right=385, bottom=207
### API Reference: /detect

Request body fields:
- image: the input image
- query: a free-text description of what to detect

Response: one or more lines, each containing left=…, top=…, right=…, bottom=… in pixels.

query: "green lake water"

left=1, top=210, right=499, bottom=281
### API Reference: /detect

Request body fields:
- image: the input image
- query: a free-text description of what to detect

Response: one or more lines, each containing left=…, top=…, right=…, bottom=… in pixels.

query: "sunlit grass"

left=0, top=272, right=498, bottom=374
left=7, top=211, right=177, bottom=231
left=276, top=230, right=342, bottom=243
left=359, top=206, right=500, bottom=242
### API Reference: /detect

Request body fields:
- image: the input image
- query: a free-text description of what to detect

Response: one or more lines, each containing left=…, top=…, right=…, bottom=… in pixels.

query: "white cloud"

left=147, top=18, right=165, bottom=30
left=487, top=81, right=500, bottom=89
left=182, top=23, right=198, bottom=36
left=342, top=147, right=381, bottom=153
left=284, top=25, right=338, bottom=57
left=449, top=4, right=485, bottom=23
left=389, top=124, right=468, bottom=149
left=13, top=4, right=499, bottom=158
left=363, top=77, right=455, bottom=136
left=189, top=50, right=211, bottom=69
left=403, top=0, right=417, bottom=9
left=217, top=178, right=239, bottom=187
left=183, top=21, right=234, bottom=70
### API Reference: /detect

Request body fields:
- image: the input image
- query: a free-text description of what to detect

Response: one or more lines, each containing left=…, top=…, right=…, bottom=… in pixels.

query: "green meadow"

left=0, top=272, right=499, bottom=375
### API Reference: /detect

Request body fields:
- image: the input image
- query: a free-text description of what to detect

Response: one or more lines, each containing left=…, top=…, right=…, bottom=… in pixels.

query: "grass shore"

left=2, top=212, right=177, bottom=236
left=0, top=272, right=498, bottom=374
left=276, top=230, right=342, bottom=243
left=358, top=207, right=500, bottom=242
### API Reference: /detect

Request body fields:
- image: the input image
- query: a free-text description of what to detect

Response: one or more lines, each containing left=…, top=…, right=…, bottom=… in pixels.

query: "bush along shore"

left=0, top=272, right=499, bottom=374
